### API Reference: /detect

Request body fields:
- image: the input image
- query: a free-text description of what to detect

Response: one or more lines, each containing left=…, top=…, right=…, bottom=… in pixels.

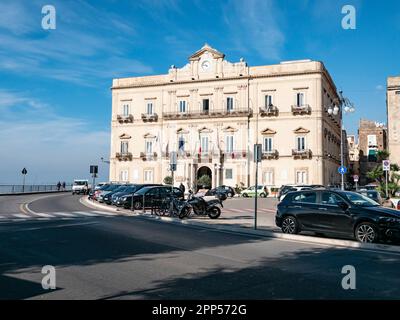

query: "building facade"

left=358, top=119, right=387, bottom=185
left=347, top=135, right=360, bottom=177
left=109, top=45, right=344, bottom=190
left=387, top=76, right=400, bottom=166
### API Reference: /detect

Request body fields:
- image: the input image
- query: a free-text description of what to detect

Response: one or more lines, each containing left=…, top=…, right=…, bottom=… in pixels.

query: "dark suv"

left=276, top=189, right=400, bottom=243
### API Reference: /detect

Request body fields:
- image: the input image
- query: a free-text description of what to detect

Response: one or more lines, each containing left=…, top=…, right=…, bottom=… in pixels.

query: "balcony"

left=163, top=151, right=191, bottom=159
left=115, top=152, right=132, bottom=161
left=222, top=150, right=248, bottom=160
left=259, top=105, right=279, bottom=117
left=292, top=149, right=312, bottom=159
left=140, top=152, right=158, bottom=161
left=262, top=149, right=279, bottom=160
left=291, top=104, right=311, bottom=115
left=141, top=113, right=158, bottom=122
left=162, top=108, right=253, bottom=120
left=116, top=114, right=134, bottom=123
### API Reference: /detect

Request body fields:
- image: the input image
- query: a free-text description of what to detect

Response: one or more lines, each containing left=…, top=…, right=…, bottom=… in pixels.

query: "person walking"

left=57, top=181, right=61, bottom=191
left=62, top=181, right=66, bottom=191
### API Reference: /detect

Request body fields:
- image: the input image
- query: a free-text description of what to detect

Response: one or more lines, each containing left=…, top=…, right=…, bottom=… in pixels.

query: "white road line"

left=73, top=211, right=99, bottom=217
left=52, top=212, right=78, bottom=218
left=13, top=214, right=31, bottom=219
left=91, top=211, right=118, bottom=216
left=0, top=216, right=6, bottom=219
left=31, top=212, right=56, bottom=218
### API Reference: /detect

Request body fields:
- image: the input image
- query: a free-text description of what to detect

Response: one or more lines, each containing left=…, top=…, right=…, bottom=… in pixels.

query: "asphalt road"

left=1, top=193, right=400, bottom=300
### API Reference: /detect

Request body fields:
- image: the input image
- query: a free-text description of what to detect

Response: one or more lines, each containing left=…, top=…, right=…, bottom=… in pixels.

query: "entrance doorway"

left=197, top=166, right=212, bottom=189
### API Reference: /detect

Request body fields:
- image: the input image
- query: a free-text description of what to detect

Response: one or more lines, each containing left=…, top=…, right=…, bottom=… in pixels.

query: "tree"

left=366, top=150, right=400, bottom=197
left=197, top=174, right=211, bottom=188
left=163, top=176, right=173, bottom=185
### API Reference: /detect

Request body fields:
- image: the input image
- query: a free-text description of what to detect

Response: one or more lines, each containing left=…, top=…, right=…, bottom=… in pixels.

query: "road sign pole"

left=254, top=144, right=262, bottom=230
left=22, top=174, right=25, bottom=193
left=386, top=170, right=389, bottom=199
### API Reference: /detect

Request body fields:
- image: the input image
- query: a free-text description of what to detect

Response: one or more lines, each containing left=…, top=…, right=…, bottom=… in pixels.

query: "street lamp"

left=327, top=91, right=355, bottom=191
left=101, top=157, right=110, bottom=164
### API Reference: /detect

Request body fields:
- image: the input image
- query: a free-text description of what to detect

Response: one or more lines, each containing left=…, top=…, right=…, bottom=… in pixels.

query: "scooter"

left=179, top=191, right=223, bottom=219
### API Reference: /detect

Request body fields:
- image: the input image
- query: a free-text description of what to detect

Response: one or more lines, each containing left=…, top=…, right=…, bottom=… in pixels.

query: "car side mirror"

left=337, top=202, right=349, bottom=211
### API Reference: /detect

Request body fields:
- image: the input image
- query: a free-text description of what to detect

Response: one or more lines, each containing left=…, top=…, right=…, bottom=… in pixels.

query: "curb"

left=80, top=197, right=400, bottom=255
left=0, top=190, right=70, bottom=197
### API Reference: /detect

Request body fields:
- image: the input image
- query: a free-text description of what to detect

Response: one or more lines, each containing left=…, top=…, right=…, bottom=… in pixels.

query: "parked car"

left=97, top=184, right=122, bottom=203
left=241, top=186, right=268, bottom=198
left=205, top=188, right=228, bottom=201
left=120, top=186, right=184, bottom=210
left=390, top=198, right=400, bottom=210
left=278, top=185, right=324, bottom=202
left=72, top=179, right=89, bottom=195
left=357, top=189, right=383, bottom=205
left=276, top=189, right=400, bottom=243
left=103, top=185, right=134, bottom=205
left=113, top=184, right=162, bottom=207
left=214, top=185, right=235, bottom=198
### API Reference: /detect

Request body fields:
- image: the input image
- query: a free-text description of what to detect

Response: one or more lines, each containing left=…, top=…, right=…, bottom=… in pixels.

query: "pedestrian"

left=62, top=181, right=66, bottom=191
left=179, top=182, right=186, bottom=194
left=57, top=181, right=61, bottom=191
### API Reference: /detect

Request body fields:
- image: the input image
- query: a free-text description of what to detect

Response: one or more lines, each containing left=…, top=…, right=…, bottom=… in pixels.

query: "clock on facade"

left=201, top=60, right=211, bottom=71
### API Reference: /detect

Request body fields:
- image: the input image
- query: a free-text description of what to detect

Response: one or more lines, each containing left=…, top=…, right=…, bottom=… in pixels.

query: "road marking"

left=73, top=211, right=99, bottom=217
left=31, top=212, right=56, bottom=218
left=52, top=212, right=78, bottom=218
left=91, top=211, right=117, bottom=216
left=13, top=214, right=31, bottom=219
left=0, top=216, right=6, bottom=219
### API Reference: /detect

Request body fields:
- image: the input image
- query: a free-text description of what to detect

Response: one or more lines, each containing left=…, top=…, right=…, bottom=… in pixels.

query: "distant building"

left=110, top=44, right=345, bottom=189
left=387, top=76, right=400, bottom=166
left=347, top=135, right=359, bottom=176
left=358, top=119, right=387, bottom=185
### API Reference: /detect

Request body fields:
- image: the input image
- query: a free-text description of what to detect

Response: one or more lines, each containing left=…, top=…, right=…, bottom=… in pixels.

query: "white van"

left=72, top=179, right=89, bottom=195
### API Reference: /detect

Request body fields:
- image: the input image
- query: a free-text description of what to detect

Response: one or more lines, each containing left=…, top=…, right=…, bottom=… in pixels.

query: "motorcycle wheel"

left=179, top=207, right=191, bottom=219
left=208, top=207, right=221, bottom=219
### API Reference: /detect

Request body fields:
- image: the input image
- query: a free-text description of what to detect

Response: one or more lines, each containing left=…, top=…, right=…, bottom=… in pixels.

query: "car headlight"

left=121, top=196, right=127, bottom=201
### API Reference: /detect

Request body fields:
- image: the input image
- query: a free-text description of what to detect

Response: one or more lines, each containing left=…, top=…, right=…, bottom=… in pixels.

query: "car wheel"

left=133, top=201, right=142, bottom=211
left=227, top=192, right=233, bottom=198
left=355, top=222, right=378, bottom=243
left=260, top=193, right=267, bottom=198
left=281, top=216, right=299, bottom=234
left=242, top=193, right=248, bottom=198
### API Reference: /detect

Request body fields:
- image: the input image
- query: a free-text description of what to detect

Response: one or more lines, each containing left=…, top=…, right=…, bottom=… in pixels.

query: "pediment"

left=261, top=128, right=276, bottom=135
left=176, top=128, right=189, bottom=134
left=189, top=44, right=225, bottom=61
left=119, top=133, right=131, bottom=139
left=293, top=127, right=310, bottom=134
left=143, top=133, right=157, bottom=139
left=198, top=126, right=213, bottom=134
left=222, top=126, right=238, bottom=133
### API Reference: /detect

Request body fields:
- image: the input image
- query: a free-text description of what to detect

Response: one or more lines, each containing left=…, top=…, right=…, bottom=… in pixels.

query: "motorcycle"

left=179, top=191, right=224, bottom=219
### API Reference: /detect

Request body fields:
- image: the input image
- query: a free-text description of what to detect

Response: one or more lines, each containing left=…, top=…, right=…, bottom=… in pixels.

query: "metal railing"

left=162, top=108, right=253, bottom=120
left=0, top=184, right=72, bottom=194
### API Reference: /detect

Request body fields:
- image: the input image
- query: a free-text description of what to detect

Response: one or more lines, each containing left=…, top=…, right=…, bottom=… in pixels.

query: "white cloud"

left=223, top=0, right=285, bottom=61
left=376, top=85, right=384, bottom=91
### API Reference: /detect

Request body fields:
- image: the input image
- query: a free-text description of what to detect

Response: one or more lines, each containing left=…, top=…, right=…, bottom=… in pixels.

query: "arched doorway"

left=197, top=166, right=212, bottom=189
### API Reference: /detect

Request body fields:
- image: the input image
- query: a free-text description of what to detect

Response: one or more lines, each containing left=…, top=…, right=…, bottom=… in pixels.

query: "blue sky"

left=0, top=0, right=399, bottom=184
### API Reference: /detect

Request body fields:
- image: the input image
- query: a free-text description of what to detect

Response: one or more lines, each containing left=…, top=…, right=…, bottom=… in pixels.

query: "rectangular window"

left=226, top=97, right=234, bottom=111
left=264, top=171, right=274, bottom=185
left=144, top=170, right=153, bottom=183
left=367, top=135, right=377, bottom=147
left=265, top=95, right=273, bottom=107
left=201, top=136, right=209, bottom=153
left=119, top=170, right=129, bottom=182
left=226, top=135, right=234, bottom=153
left=123, top=104, right=129, bottom=116
left=147, top=102, right=153, bottom=115
left=293, top=191, right=316, bottom=203
left=225, top=169, right=233, bottom=179
left=121, top=141, right=129, bottom=154
left=178, top=136, right=185, bottom=152
left=202, top=99, right=210, bottom=113
left=296, top=93, right=305, bottom=106
left=146, top=141, right=153, bottom=154
left=296, top=170, right=308, bottom=184
left=263, top=137, right=273, bottom=152
left=296, top=136, right=306, bottom=151
left=179, top=100, right=186, bottom=113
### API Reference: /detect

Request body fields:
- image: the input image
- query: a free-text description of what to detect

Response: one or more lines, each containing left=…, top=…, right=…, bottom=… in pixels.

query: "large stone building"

left=357, top=119, right=387, bottom=185
left=387, top=76, right=400, bottom=166
left=109, top=44, right=344, bottom=190
left=347, top=135, right=359, bottom=177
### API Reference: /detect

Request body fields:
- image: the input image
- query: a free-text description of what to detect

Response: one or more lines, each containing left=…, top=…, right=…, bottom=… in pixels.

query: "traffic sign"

left=338, top=166, right=347, bottom=175
left=383, top=160, right=391, bottom=171
left=21, top=168, right=27, bottom=175
left=353, top=175, right=359, bottom=182
left=90, top=165, right=98, bottom=174
left=254, top=144, right=262, bottom=163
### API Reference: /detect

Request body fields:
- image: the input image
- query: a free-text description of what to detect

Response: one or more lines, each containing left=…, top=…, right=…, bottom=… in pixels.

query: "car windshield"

left=74, top=181, right=87, bottom=185
left=135, top=187, right=154, bottom=195
left=344, top=192, right=379, bottom=207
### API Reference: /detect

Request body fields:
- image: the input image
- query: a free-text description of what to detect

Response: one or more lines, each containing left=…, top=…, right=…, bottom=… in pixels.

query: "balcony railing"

left=259, top=105, right=279, bottom=117
left=141, top=113, right=158, bottom=122
left=117, top=114, right=134, bottom=123
left=262, top=149, right=279, bottom=160
left=140, top=152, right=158, bottom=161
left=162, top=108, right=253, bottom=120
left=116, top=152, right=133, bottom=161
left=163, top=151, right=192, bottom=159
left=292, top=149, right=312, bottom=159
left=222, top=150, right=248, bottom=160
left=291, top=104, right=311, bottom=115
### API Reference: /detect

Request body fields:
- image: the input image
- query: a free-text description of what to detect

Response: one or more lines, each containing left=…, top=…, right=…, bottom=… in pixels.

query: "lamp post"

left=101, top=157, right=110, bottom=164
left=327, top=91, right=355, bottom=191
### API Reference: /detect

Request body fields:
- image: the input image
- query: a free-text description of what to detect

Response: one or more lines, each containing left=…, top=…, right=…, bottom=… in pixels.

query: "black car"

left=205, top=188, right=228, bottom=201
left=276, top=189, right=400, bottom=243
left=357, top=190, right=383, bottom=205
left=120, top=186, right=184, bottom=210
left=102, top=185, right=133, bottom=204
left=214, top=185, right=235, bottom=198
left=114, top=184, right=162, bottom=207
